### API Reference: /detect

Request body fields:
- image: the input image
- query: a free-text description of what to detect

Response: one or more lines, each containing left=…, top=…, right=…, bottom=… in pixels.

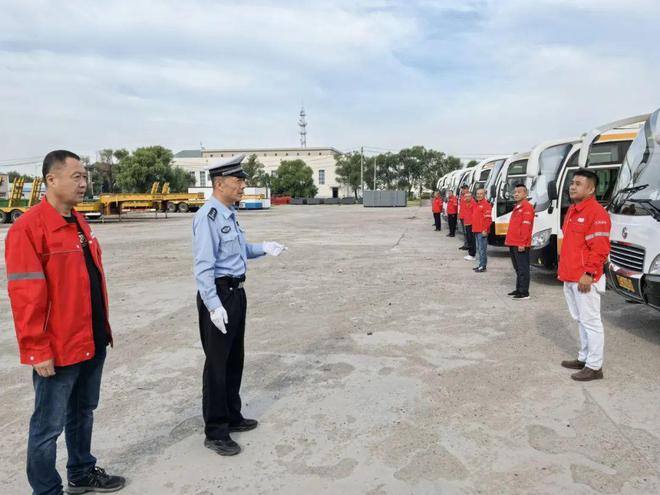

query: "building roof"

left=203, top=146, right=342, bottom=155
left=173, top=149, right=203, bottom=158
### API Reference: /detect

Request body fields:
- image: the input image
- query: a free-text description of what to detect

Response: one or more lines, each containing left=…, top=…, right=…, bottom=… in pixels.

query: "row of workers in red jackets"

left=432, top=192, right=533, bottom=247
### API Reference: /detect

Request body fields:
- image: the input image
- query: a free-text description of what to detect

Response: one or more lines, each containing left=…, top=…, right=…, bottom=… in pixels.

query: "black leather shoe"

left=459, top=246, right=469, bottom=250
left=229, top=418, right=258, bottom=432
left=507, top=290, right=519, bottom=296
left=204, top=437, right=241, bottom=456
left=68, top=467, right=126, bottom=493
left=474, top=266, right=487, bottom=273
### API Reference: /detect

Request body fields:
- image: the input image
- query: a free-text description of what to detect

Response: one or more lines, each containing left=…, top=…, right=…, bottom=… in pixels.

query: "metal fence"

left=363, top=190, right=407, bottom=207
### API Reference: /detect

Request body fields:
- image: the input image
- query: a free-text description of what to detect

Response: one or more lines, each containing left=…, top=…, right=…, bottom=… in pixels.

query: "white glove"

left=263, top=241, right=287, bottom=257
left=210, top=306, right=229, bottom=334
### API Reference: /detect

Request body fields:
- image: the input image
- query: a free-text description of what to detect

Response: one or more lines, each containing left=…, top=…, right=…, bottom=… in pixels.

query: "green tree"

left=7, top=170, right=35, bottom=182
left=335, top=152, right=363, bottom=199
left=169, top=166, right=196, bottom=192
left=271, top=159, right=317, bottom=198
left=115, top=145, right=193, bottom=192
left=422, top=152, right=462, bottom=192
left=243, top=154, right=268, bottom=187
left=466, top=159, right=479, bottom=168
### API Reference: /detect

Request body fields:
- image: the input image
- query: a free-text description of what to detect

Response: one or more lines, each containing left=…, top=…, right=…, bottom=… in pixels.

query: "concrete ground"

left=1, top=205, right=659, bottom=495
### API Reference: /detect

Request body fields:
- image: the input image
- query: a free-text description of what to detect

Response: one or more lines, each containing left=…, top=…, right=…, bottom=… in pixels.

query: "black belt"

left=215, top=276, right=246, bottom=289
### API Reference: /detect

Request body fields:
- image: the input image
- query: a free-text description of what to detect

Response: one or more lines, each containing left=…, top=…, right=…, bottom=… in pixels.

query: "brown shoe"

left=571, top=367, right=603, bottom=381
left=561, top=359, right=585, bottom=370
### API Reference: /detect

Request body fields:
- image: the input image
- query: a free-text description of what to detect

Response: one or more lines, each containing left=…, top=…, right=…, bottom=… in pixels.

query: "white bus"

left=529, top=117, right=645, bottom=271
left=606, top=108, right=660, bottom=310
left=491, top=139, right=580, bottom=247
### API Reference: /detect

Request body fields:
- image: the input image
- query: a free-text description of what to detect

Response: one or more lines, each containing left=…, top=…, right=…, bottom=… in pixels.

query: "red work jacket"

left=505, top=200, right=535, bottom=247
left=446, top=196, right=458, bottom=214
left=558, top=196, right=611, bottom=283
left=5, top=198, right=112, bottom=367
left=471, top=199, right=492, bottom=234
left=462, top=200, right=474, bottom=226
left=458, top=194, right=467, bottom=219
left=432, top=197, right=443, bottom=213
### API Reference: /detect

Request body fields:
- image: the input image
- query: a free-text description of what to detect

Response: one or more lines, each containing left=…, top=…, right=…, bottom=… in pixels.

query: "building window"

left=296, top=152, right=299, bottom=156
left=274, top=153, right=278, bottom=156
left=220, top=154, right=223, bottom=157
left=308, top=152, right=311, bottom=156
left=199, top=171, right=207, bottom=187
left=285, top=152, right=289, bottom=156
left=319, top=152, right=322, bottom=155
left=264, top=153, right=267, bottom=156
left=319, top=169, right=325, bottom=185
left=210, top=154, right=214, bottom=157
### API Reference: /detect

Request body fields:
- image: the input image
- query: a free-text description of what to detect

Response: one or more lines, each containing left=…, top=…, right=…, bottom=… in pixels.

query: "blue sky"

left=1, top=0, right=659, bottom=174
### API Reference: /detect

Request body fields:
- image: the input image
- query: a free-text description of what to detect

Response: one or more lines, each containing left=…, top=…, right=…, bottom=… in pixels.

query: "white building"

left=172, top=147, right=349, bottom=198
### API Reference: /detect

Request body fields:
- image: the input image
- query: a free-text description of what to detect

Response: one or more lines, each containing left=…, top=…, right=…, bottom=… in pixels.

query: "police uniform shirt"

left=193, top=195, right=265, bottom=312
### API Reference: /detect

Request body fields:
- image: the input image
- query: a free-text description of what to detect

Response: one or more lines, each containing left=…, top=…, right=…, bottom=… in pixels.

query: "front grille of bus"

left=610, top=241, right=645, bottom=272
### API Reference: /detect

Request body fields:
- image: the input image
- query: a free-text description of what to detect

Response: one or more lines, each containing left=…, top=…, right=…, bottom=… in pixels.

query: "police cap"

left=208, top=154, right=248, bottom=179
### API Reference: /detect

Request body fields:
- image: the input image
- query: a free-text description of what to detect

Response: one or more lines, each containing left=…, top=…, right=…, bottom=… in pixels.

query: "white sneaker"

left=463, top=255, right=476, bottom=261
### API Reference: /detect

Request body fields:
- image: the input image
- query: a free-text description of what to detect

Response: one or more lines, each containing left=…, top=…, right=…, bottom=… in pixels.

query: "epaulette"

left=208, top=208, right=217, bottom=221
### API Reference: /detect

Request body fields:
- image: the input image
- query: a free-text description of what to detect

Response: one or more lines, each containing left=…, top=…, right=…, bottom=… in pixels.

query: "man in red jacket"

left=431, top=192, right=443, bottom=231
left=446, top=190, right=458, bottom=237
left=558, top=169, right=611, bottom=382
left=504, top=184, right=535, bottom=299
left=5, top=151, right=125, bottom=494
left=471, top=188, right=492, bottom=273
left=458, top=185, right=470, bottom=250
left=461, top=191, right=476, bottom=261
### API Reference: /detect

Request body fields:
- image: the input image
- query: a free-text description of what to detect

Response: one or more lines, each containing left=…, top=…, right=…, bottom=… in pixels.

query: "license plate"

left=616, top=275, right=635, bottom=293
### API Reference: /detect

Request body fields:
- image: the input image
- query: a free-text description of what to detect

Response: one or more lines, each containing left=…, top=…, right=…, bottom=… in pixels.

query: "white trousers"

left=563, top=281, right=605, bottom=370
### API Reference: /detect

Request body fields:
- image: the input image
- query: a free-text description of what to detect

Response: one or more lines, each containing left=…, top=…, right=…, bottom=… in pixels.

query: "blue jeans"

left=475, top=232, right=488, bottom=268
left=27, top=347, right=106, bottom=495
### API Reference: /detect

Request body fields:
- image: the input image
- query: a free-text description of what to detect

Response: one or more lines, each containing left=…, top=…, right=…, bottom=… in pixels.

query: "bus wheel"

left=178, top=202, right=189, bottom=213
left=10, top=210, right=23, bottom=223
left=0, top=211, right=9, bottom=223
left=166, top=201, right=178, bottom=213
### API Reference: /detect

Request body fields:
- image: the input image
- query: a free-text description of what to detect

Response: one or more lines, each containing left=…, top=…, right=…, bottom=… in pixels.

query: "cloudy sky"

left=1, top=0, right=658, bottom=174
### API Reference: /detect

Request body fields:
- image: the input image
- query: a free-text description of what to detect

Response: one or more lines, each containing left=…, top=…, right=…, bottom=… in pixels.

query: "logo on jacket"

left=577, top=217, right=585, bottom=223
left=622, top=227, right=628, bottom=239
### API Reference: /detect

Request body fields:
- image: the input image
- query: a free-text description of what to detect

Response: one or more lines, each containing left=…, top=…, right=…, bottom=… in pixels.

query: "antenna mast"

left=298, top=106, right=307, bottom=148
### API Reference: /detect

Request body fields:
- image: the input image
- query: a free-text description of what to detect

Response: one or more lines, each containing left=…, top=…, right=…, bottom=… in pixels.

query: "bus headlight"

left=531, top=228, right=552, bottom=249
left=650, top=254, right=660, bottom=275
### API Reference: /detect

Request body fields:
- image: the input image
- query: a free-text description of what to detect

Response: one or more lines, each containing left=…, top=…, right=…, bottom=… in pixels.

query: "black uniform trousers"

left=433, top=213, right=442, bottom=231
left=448, top=214, right=457, bottom=236
left=197, top=278, right=247, bottom=440
left=509, top=247, right=531, bottom=296
left=465, top=225, right=476, bottom=257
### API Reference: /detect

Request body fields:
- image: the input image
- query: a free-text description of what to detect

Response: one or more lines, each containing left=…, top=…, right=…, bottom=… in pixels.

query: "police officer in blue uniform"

left=193, top=154, right=286, bottom=456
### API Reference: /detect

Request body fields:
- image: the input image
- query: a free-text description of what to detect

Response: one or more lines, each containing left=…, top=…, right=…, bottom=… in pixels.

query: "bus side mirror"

left=548, top=181, right=558, bottom=201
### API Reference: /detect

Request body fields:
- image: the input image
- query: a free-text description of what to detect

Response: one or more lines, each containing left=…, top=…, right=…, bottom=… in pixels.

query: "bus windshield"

left=609, top=111, right=660, bottom=217
left=497, top=159, right=528, bottom=216
left=484, top=159, right=506, bottom=199
left=528, top=143, right=573, bottom=210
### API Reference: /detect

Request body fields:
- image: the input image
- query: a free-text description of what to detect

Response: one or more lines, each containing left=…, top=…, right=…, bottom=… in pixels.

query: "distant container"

left=363, top=191, right=407, bottom=207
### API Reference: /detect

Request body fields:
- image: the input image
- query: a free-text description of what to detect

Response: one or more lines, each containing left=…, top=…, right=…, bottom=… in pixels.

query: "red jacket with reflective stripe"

left=462, top=200, right=474, bottom=225
left=446, top=196, right=458, bottom=214
left=4, top=198, right=112, bottom=366
left=458, top=194, right=467, bottom=219
left=505, top=200, right=535, bottom=247
left=558, top=196, right=611, bottom=283
left=471, top=199, right=492, bottom=234
left=432, top=197, right=443, bottom=213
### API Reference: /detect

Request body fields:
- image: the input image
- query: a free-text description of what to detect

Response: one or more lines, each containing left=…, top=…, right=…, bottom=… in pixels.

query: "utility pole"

left=373, top=155, right=377, bottom=190
left=360, top=146, right=364, bottom=198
